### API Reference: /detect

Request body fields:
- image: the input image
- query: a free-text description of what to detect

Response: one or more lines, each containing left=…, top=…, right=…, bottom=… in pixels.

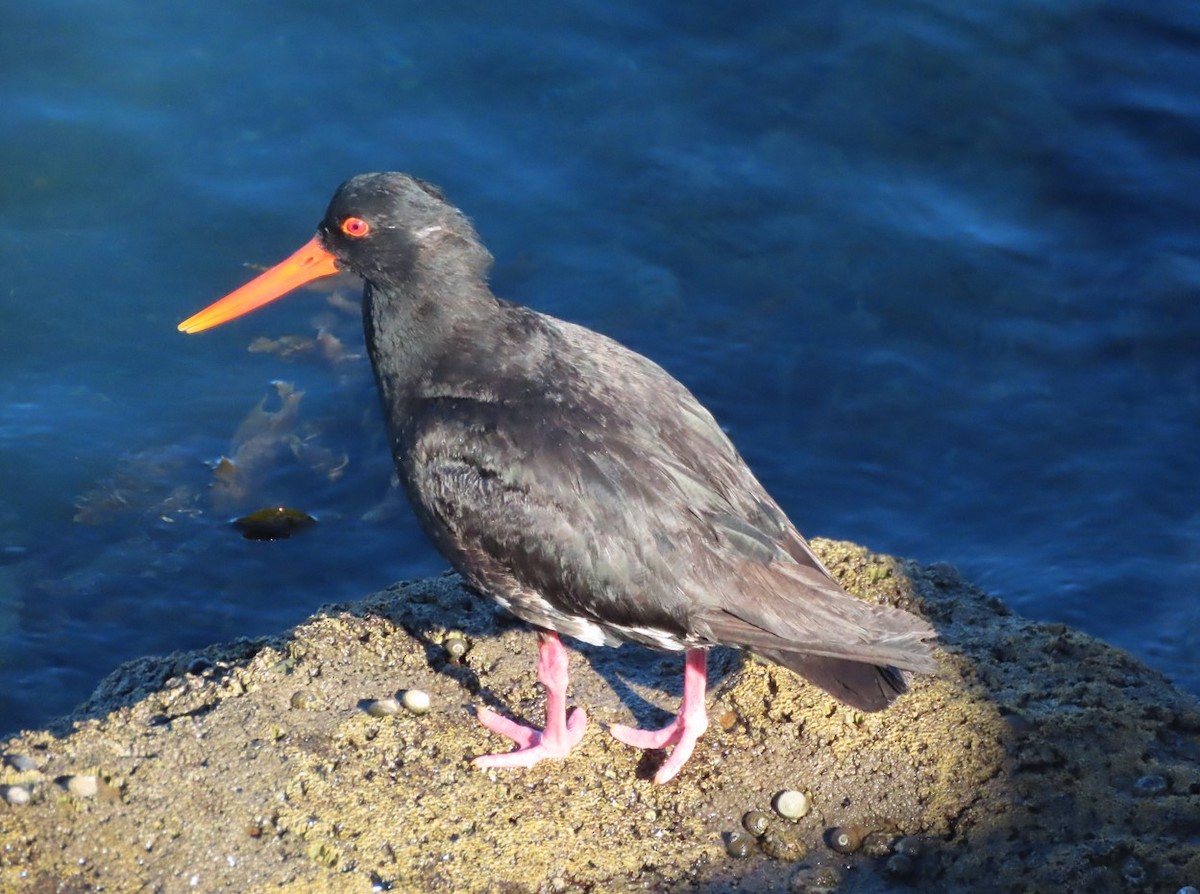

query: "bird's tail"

left=694, top=558, right=936, bottom=710
left=753, top=648, right=911, bottom=712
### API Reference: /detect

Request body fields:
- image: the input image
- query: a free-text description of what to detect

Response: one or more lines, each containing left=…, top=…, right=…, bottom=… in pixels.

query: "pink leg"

left=610, top=648, right=710, bottom=784
left=473, top=631, right=587, bottom=770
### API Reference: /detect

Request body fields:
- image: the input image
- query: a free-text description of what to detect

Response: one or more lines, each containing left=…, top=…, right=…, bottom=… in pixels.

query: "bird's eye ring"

left=341, top=217, right=371, bottom=238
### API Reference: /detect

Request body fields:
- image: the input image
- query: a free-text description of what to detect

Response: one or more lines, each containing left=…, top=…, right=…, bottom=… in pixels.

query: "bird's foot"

left=609, top=717, right=685, bottom=750
left=472, top=705, right=588, bottom=769
left=609, top=648, right=711, bottom=784
left=609, top=712, right=707, bottom=784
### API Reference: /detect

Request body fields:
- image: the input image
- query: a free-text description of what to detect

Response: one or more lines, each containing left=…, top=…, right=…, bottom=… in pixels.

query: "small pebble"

left=742, top=810, right=771, bottom=837
left=724, top=829, right=752, bottom=858
left=364, top=697, right=401, bottom=718
left=1133, top=774, right=1168, bottom=797
left=402, top=689, right=431, bottom=714
left=63, top=775, right=99, bottom=799
left=2, top=784, right=31, bottom=806
left=444, top=636, right=469, bottom=662
left=827, top=825, right=864, bottom=854
left=1121, top=857, right=1146, bottom=887
left=290, top=690, right=318, bottom=711
left=773, top=789, right=811, bottom=820
left=760, top=828, right=807, bottom=861
left=5, top=754, right=38, bottom=772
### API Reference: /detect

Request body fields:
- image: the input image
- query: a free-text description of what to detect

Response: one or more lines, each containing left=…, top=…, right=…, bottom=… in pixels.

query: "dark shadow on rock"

left=348, top=571, right=744, bottom=731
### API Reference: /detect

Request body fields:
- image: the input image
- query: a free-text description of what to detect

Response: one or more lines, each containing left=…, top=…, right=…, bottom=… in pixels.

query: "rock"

left=363, top=697, right=400, bottom=717
left=62, top=775, right=99, bottom=799
left=186, top=657, right=214, bottom=675
left=233, top=506, right=316, bottom=541
left=742, top=809, right=771, bottom=837
left=0, top=540, right=1197, bottom=893
left=444, top=636, right=469, bottom=662
left=1133, top=774, right=1168, bottom=797
left=2, top=784, right=31, bottom=806
left=724, top=829, right=752, bottom=858
left=826, top=825, right=864, bottom=854
left=3, top=754, right=37, bottom=772
left=772, top=789, right=811, bottom=820
left=401, top=689, right=431, bottom=714
left=759, top=827, right=807, bottom=861
left=884, top=852, right=915, bottom=880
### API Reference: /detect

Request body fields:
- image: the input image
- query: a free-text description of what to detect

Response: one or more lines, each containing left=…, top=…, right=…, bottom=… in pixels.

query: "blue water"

left=1, top=1, right=1197, bottom=736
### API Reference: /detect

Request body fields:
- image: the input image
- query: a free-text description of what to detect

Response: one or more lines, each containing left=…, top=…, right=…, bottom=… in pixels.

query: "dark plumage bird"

left=179, top=173, right=937, bottom=783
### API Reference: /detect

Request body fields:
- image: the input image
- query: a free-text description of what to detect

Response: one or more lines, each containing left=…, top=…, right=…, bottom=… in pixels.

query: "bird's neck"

left=361, top=272, right=503, bottom=419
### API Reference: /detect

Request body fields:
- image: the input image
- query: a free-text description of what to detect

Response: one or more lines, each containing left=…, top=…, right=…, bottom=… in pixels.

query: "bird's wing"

left=399, top=391, right=704, bottom=646
left=398, top=317, right=934, bottom=670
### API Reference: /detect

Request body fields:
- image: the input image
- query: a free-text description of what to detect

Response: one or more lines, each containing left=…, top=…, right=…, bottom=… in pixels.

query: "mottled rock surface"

left=1, top=540, right=1197, bottom=892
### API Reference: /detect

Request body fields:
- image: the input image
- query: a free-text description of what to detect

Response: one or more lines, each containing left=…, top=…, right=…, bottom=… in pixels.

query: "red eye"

left=341, top=217, right=370, bottom=238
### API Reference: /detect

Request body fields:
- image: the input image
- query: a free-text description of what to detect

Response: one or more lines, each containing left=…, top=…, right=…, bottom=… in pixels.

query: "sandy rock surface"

left=2, top=540, right=1197, bottom=893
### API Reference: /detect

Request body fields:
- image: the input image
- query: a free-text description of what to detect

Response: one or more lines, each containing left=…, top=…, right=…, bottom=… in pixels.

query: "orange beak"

left=178, top=235, right=341, bottom=334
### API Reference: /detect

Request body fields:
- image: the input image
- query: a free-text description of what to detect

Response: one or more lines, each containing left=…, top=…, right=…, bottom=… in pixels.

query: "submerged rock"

left=233, top=506, right=316, bottom=541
